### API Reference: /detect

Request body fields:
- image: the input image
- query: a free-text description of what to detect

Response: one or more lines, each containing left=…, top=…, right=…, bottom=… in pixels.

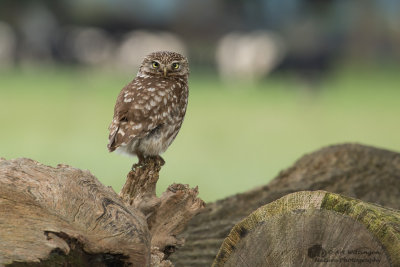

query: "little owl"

left=107, top=51, right=189, bottom=166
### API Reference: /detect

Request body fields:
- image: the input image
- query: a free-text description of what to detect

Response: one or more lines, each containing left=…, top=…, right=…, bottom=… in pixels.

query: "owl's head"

left=138, top=51, right=189, bottom=78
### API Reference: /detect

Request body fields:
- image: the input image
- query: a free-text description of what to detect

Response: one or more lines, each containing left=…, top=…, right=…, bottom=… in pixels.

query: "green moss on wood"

left=321, top=192, right=400, bottom=265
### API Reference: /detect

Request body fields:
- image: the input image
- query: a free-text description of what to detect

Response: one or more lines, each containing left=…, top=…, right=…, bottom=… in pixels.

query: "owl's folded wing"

left=107, top=89, right=165, bottom=152
left=107, top=116, right=156, bottom=152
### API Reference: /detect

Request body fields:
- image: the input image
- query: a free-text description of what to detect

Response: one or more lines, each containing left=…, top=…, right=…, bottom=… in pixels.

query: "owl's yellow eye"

left=172, top=63, right=180, bottom=69
left=152, top=61, right=159, bottom=68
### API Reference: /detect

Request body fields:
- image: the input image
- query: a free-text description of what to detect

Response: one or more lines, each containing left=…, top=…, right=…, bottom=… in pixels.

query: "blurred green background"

left=1, top=0, right=400, bottom=202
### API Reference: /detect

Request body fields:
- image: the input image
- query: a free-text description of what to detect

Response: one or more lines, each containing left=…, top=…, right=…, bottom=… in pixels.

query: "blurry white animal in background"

left=65, top=27, right=116, bottom=65
left=216, top=31, right=285, bottom=83
left=115, top=30, right=187, bottom=73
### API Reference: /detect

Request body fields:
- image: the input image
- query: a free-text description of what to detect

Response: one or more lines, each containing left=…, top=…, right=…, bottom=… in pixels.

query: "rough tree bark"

left=0, top=157, right=204, bottom=267
left=170, top=143, right=400, bottom=266
left=213, top=190, right=400, bottom=266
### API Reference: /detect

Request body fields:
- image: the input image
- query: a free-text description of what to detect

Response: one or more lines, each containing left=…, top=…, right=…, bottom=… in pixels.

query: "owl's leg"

left=138, top=153, right=146, bottom=165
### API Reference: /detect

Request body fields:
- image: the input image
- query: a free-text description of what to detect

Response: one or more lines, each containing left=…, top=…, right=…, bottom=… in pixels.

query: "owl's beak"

left=163, top=67, right=167, bottom=78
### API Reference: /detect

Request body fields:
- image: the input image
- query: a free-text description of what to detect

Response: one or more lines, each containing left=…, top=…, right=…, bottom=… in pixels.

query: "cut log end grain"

left=213, top=191, right=400, bottom=267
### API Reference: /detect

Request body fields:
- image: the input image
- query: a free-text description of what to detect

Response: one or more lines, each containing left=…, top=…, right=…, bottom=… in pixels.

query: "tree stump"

left=213, top=191, right=400, bottom=266
left=170, top=143, right=400, bottom=266
left=0, top=157, right=204, bottom=266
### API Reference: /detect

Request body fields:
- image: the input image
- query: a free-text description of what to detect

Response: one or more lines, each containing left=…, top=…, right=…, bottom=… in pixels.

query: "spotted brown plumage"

left=108, top=51, right=189, bottom=164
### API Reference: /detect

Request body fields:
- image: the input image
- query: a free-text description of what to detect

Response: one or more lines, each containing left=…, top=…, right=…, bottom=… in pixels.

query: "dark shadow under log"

left=170, top=143, right=400, bottom=266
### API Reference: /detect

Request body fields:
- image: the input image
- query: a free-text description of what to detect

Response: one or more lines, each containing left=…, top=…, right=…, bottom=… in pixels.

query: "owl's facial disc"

left=149, top=60, right=167, bottom=76
left=139, top=51, right=189, bottom=78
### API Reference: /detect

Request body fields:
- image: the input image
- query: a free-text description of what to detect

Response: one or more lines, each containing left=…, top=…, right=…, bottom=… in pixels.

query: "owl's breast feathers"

left=107, top=76, right=188, bottom=152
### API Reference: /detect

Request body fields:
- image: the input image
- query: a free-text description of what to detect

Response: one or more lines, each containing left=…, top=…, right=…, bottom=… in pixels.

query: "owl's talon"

left=131, top=162, right=140, bottom=170
left=155, top=155, right=165, bottom=166
left=131, top=155, right=164, bottom=170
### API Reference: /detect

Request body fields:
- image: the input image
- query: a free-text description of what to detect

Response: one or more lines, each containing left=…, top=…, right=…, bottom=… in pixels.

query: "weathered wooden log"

left=213, top=190, right=400, bottom=266
left=170, top=143, right=400, bottom=266
left=0, top=158, right=150, bottom=266
left=0, top=157, right=204, bottom=266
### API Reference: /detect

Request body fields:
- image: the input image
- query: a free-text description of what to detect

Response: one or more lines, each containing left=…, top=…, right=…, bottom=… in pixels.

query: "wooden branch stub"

left=213, top=191, right=400, bottom=266
left=119, top=157, right=165, bottom=215
left=119, top=157, right=205, bottom=260
left=149, top=183, right=205, bottom=254
left=0, top=158, right=150, bottom=266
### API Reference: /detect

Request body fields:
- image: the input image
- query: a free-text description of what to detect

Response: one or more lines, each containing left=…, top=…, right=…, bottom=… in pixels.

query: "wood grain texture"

left=0, top=158, right=150, bottom=266
left=170, top=143, right=400, bottom=266
left=213, top=191, right=400, bottom=266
